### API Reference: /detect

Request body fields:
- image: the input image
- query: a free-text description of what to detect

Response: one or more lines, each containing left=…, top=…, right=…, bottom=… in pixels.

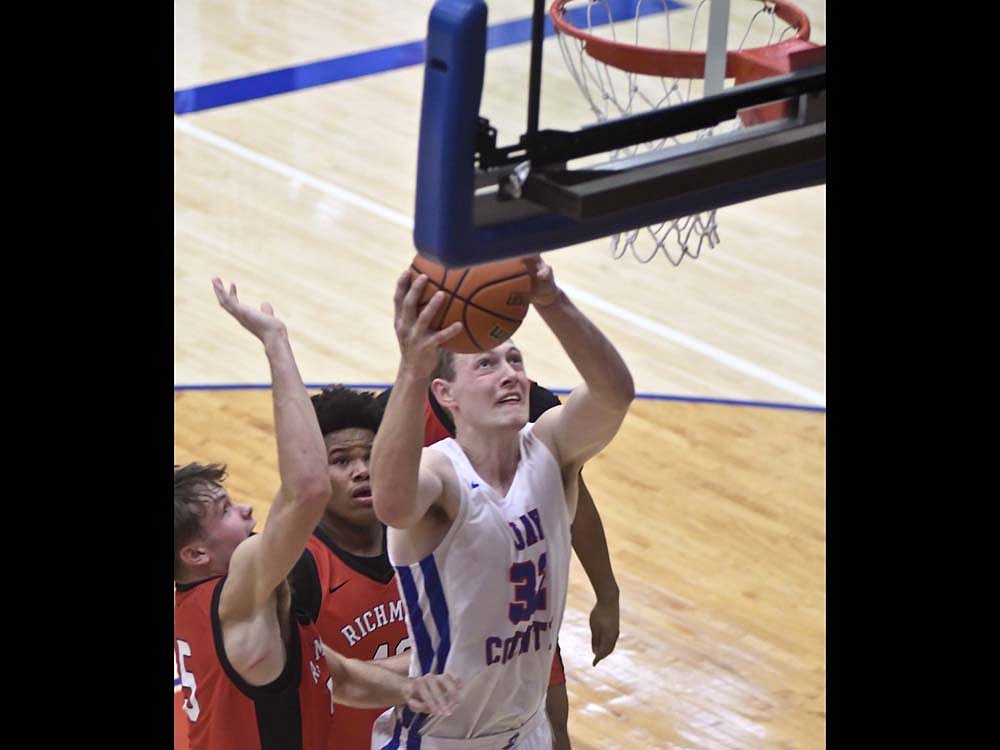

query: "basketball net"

left=551, top=0, right=815, bottom=265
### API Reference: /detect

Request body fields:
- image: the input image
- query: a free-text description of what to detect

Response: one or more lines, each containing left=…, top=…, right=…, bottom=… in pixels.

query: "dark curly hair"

left=310, top=384, right=384, bottom=437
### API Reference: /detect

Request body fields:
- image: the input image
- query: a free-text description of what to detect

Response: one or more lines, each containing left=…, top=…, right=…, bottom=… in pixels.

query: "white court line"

left=175, top=117, right=826, bottom=408
left=174, top=117, right=413, bottom=228
left=562, top=286, right=826, bottom=406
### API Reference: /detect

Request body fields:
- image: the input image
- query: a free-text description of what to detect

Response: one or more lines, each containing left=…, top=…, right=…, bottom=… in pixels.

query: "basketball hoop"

left=550, top=0, right=823, bottom=265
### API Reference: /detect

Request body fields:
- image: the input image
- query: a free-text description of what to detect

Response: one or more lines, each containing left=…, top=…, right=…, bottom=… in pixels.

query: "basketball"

left=409, top=254, right=533, bottom=353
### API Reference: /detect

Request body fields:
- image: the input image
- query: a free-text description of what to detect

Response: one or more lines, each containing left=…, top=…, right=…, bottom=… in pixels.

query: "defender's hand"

left=589, top=598, right=620, bottom=666
left=212, top=277, right=287, bottom=344
left=404, top=673, right=463, bottom=716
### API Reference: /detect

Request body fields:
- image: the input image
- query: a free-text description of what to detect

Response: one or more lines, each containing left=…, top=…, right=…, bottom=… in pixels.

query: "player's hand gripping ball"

left=409, top=254, right=533, bottom=353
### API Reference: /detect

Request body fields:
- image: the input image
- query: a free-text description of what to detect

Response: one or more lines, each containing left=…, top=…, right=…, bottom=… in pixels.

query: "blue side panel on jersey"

left=406, top=713, right=428, bottom=749
left=419, top=556, right=452, bottom=674
left=380, top=707, right=411, bottom=750
left=395, top=566, right=436, bottom=675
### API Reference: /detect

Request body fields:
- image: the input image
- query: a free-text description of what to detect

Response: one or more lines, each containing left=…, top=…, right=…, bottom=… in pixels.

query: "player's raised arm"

left=210, top=278, right=331, bottom=616
left=372, top=271, right=462, bottom=528
left=526, top=256, right=636, bottom=468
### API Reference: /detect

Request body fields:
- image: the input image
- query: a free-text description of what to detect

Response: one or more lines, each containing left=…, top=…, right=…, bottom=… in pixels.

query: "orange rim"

left=549, top=0, right=813, bottom=79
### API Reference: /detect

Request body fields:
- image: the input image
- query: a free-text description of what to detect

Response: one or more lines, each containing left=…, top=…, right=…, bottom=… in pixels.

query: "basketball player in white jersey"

left=370, top=255, right=635, bottom=750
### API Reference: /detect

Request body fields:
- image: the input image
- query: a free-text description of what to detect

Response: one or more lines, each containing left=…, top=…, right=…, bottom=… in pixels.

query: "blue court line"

left=173, top=383, right=825, bottom=413
left=633, top=393, right=826, bottom=413
left=173, top=383, right=390, bottom=392
left=174, top=0, right=684, bottom=114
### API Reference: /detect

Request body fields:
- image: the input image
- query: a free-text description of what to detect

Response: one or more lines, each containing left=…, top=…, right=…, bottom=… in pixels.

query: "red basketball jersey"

left=290, top=529, right=410, bottom=750
left=423, top=393, right=453, bottom=446
left=174, top=577, right=333, bottom=750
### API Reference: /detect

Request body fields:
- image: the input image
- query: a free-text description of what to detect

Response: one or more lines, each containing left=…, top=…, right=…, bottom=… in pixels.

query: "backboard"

left=412, top=0, right=826, bottom=267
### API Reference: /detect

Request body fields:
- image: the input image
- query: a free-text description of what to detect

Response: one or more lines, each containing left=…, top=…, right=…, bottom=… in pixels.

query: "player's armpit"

left=535, top=386, right=626, bottom=469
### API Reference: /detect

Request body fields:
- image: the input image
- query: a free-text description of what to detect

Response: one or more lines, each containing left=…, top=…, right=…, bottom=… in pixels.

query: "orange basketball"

left=408, top=254, right=533, bottom=353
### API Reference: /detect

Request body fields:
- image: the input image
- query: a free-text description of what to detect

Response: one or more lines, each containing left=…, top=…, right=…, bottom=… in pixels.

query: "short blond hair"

left=174, top=462, right=227, bottom=579
left=431, top=349, right=456, bottom=382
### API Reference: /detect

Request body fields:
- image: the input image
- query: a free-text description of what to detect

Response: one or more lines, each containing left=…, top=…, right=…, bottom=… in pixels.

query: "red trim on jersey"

left=174, top=577, right=332, bottom=750
left=174, top=689, right=190, bottom=750
left=549, top=643, right=566, bottom=686
left=423, top=398, right=453, bottom=446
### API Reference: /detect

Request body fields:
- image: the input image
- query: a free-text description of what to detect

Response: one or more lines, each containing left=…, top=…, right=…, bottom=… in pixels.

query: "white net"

left=553, top=0, right=806, bottom=264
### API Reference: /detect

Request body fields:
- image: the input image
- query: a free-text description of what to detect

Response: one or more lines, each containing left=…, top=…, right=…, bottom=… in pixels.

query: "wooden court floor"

left=174, top=390, right=824, bottom=750
left=174, top=1, right=826, bottom=747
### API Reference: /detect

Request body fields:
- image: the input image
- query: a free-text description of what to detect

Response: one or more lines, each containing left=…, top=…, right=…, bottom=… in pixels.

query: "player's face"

left=453, top=342, right=530, bottom=430
left=199, top=485, right=256, bottom=571
left=322, top=427, right=377, bottom=527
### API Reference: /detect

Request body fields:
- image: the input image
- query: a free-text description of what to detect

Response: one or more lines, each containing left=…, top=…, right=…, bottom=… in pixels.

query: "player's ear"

left=431, top=378, right=454, bottom=409
left=179, top=543, right=209, bottom=569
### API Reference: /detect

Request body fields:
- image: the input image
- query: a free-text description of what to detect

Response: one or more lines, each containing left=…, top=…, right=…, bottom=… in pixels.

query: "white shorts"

left=371, top=705, right=551, bottom=750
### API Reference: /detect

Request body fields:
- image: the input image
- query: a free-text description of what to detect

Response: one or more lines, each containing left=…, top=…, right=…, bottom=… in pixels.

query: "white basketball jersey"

left=380, top=423, right=572, bottom=743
